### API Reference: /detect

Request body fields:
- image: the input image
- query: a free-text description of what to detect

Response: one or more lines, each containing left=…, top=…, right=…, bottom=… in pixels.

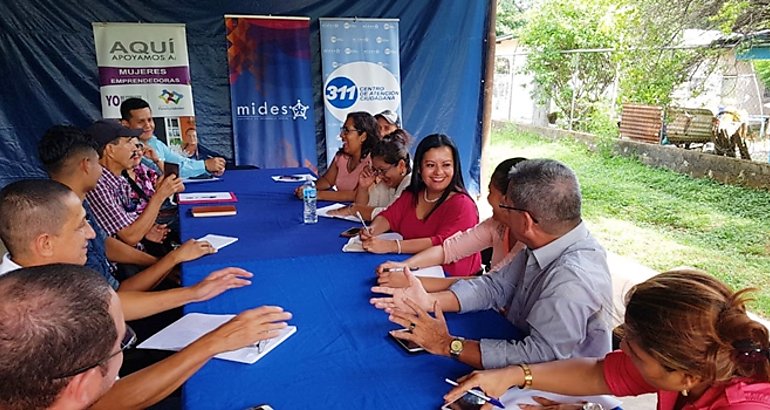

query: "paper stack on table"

left=196, top=234, right=238, bottom=250
left=343, top=232, right=403, bottom=252
left=137, top=313, right=297, bottom=364
left=178, top=192, right=237, bottom=204
left=271, top=173, right=316, bottom=183
left=317, top=203, right=359, bottom=222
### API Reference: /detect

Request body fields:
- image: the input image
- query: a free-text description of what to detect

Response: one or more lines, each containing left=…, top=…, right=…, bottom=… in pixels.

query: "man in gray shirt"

left=371, top=159, right=613, bottom=369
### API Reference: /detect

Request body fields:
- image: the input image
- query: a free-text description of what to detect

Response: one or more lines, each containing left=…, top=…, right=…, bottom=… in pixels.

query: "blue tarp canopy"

left=0, top=0, right=491, bottom=194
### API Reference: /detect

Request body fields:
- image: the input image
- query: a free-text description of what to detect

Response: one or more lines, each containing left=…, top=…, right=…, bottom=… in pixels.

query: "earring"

left=681, top=389, right=688, bottom=397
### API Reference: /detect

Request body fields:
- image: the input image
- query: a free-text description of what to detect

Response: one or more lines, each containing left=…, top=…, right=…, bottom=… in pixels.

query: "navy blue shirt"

left=83, top=200, right=120, bottom=290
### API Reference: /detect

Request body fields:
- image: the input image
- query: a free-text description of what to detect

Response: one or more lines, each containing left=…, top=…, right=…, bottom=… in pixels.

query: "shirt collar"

left=0, top=252, right=22, bottom=276
left=528, top=221, right=588, bottom=269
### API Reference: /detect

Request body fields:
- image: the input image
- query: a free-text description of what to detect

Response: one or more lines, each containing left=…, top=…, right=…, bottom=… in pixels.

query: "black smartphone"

left=163, top=162, right=180, bottom=177
left=340, top=227, right=361, bottom=238
left=441, top=393, right=485, bottom=410
left=390, top=329, right=425, bottom=353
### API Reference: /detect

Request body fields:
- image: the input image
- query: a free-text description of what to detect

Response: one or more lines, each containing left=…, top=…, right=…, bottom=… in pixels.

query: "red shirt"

left=379, top=191, right=480, bottom=276
left=603, top=350, right=770, bottom=409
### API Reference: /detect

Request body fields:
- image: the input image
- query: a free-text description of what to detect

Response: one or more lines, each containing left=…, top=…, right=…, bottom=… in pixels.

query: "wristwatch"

left=582, top=403, right=603, bottom=410
left=449, top=337, right=465, bottom=357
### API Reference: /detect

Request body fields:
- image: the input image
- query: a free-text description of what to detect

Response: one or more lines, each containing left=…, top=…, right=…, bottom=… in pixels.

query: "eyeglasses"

left=340, top=127, right=361, bottom=136
left=371, top=164, right=394, bottom=176
left=53, top=325, right=138, bottom=379
left=499, top=203, right=539, bottom=223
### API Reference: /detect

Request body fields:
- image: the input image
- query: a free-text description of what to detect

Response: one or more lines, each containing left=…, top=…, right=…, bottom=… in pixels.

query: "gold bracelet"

left=517, top=363, right=533, bottom=389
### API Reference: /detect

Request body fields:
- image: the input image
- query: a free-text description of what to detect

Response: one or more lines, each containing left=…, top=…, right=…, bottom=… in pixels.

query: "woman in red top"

left=360, top=134, right=480, bottom=276
left=445, top=269, right=770, bottom=409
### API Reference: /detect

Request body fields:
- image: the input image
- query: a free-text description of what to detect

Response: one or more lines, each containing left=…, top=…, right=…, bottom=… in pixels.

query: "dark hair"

left=0, top=179, right=75, bottom=257
left=38, top=125, right=99, bottom=175
left=370, top=129, right=413, bottom=174
left=624, top=269, right=770, bottom=384
left=342, top=111, right=380, bottom=158
left=0, top=264, right=116, bottom=410
left=506, top=159, right=581, bottom=234
left=120, top=97, right=151, bottom=121
left=406, top=134, right=468, bottom=220
left=490, top=157, right=527, bottom=193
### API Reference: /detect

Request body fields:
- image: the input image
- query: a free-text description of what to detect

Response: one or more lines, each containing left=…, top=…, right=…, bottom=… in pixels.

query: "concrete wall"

left=501, top=121, right=770, bottom=190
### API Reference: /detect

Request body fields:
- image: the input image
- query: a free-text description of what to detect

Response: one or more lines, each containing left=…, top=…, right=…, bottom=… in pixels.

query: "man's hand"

left=370, top=268, right=434, bottom=313
left=205, top=157, right=226, bottom=173
left=171, top=239, right=216, bottom=263
left=145, top=224, right=169, bottom=243
left=155, top=174, right=185, bottom=198
left=444, top=367, right=520, bottom=410
left=388, top=299, right=453, bottom=356
left=328, top=205, right=356, bottom=217
left=202, top=306, right=293, bottom=354
left=191, top=267, right=253, bottom=302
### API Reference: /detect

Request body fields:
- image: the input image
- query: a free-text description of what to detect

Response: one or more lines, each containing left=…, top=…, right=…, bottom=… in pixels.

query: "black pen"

left=382, top=267, right=420, bottom=273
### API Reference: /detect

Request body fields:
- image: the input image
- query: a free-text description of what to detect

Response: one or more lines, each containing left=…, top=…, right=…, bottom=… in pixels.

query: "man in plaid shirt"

left=85, top=120, right=183, bottom=248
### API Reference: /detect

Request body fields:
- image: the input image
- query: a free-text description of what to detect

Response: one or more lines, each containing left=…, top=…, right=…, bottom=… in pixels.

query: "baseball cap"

left=376, top=110, right=400, bottom=126
left=86, top=119, right=143, bottom=152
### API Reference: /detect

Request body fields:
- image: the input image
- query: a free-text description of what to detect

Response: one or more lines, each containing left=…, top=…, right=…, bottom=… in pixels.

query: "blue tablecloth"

left=180, top=169, right=521, bottom=410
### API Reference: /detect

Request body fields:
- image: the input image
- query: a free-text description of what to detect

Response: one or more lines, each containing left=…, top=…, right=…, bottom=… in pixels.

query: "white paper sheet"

left=342, top=232, right=404, bottom=252
left=178, top=192, right=234, bottom=202
left=182, top=176, right=221, bottom=184
left=500, top=388, right=622, bottom=410
left=317, top=203, right=359, bottom=222
left=411, top=265, right=445, bottom=279
left=271, top=173, right=317, bottom=183
left=196, top=234, right=238, bottom=250
left=137, top=313, right=297, bottom=364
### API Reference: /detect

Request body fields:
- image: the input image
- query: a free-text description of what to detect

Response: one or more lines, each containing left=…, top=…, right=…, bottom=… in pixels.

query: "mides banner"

left=92, top=22, right=195, bottom=121
left=319, top=18, right=401, bottom=166
left=225, top=15, right=316, bottom=169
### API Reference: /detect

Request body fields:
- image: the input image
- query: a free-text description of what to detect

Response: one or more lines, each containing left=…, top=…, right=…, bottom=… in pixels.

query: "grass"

left=487, top=123, right=770, bottom=316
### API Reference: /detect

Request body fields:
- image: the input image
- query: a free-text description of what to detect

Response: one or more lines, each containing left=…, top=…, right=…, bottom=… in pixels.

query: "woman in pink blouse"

left=360, top=134, right=480, bottom=277
left=376, top=157, right=527, bottom=286
left=445, top=269, right=770, bottom=410
left=296, top=111, right=379, bottom=202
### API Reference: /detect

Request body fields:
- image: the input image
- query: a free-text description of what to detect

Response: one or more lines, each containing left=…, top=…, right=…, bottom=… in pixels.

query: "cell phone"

left=390, top=328, right=425, bottom=353
left=340, top=227, right=361, bottom=238
left=163, top=162, right=180, bottom=177
left=441, top=392, right=485, bottom=410
left=246, top=405, right=274, bottom=410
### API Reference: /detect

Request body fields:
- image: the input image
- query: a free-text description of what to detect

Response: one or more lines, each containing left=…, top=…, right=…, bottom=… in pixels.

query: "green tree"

left=517, top=0, right=619, bottom=129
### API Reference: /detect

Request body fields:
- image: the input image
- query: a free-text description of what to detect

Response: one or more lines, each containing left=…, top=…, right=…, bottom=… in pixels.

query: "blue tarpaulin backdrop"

left=0, top=0, right=491, bottom=194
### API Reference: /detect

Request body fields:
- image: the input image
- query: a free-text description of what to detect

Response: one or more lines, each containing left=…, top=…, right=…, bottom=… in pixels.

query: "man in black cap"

left=84, top=119, right=184, bottom=248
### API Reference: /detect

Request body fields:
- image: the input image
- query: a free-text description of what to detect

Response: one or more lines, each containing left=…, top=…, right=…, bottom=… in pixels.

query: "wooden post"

left=480, top=0, right=497, bottom=200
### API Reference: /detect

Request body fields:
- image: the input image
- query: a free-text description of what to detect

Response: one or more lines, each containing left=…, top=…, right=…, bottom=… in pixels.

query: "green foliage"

left=517, top=0, right=618, bottom=128
left=490, top=124, right=770, bottom=315
left=756, top=60, right=770, bottom=89
left=496, top=0, right=527, bottom=36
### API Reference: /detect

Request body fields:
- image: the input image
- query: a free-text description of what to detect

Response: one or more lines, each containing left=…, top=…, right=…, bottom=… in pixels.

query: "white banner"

left=319, top=18, right=402, bottom=166
left=92, top=22, right=195, bottom=120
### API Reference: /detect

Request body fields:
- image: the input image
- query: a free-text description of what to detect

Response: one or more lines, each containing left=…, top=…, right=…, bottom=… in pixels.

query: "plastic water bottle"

left=302, top=181, right=317, bottom=224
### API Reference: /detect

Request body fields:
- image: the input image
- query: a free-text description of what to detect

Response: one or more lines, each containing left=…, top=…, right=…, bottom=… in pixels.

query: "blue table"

left=179, top=169, right=521, bottom=410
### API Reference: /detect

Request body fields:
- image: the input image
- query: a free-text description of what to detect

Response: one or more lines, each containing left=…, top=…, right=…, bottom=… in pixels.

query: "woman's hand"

left=328, top=205, right=356, bottom=217
left=362, top=237, right=396, bottom=254
left=444, top=367, right=520, bottom=409
left=358, top=165, right=378, bottom=190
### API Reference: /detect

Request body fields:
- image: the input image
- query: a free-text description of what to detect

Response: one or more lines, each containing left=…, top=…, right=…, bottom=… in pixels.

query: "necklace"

left=423, top=190, right=441, bottom=203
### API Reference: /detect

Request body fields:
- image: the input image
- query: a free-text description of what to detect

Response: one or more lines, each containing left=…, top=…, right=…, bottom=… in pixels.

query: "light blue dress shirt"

left=146, top=135, right=208, bottom=178
left=449, top=222, right=613, bottom=368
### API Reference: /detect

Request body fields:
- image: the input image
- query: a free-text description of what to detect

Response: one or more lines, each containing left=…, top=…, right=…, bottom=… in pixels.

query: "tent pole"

left=480, top=0, right=497, bottom=200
